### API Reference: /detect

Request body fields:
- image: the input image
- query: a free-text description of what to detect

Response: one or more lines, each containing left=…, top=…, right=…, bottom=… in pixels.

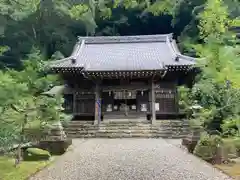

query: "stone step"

left=64, top=126, right=190, bottom=131
left=101, top=120, right=150, bottom=124
left=66, top=133, right=187, bottom=139
left=66, top=122, right=152, bottom=126
left=101, top=123, right=152, bottom=127
left=64, top=127, right=99, bottom=131
left=64, top=119, right=190, bottom=139
left=66, top=120, right=94, bottom=123
left=65, top=120, right=188, bottom=125
left=65, top=131, right=94, bottom=134
left=66, top=127, right=188, bottom=131
left=65, top=130, right=190, bottom=136
left=66, top=131, right=173, bottom=135
left=156, top=123, right=189, bottom=127
left=66, top=131, right=187, bottom=136
left=65, top=124, right=189, bottom=129
left=65, top=127, right=190, bottom=131
left=64, top=123, right=95, bottom=127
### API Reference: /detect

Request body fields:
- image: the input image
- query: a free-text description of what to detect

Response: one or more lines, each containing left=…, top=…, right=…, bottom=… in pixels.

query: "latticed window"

left=155, top=88, right=177, bottom=113
left=63, top=94, right=73, bottom=113
left=75, top=92, right=95, bottom=114
left=113, top=90, right=137, bottom=99
left=75, top=99, right=95, bottom=114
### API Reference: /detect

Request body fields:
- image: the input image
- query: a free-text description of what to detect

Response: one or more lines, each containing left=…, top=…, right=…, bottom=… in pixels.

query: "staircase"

left=63, top=120, right=190, bottom=139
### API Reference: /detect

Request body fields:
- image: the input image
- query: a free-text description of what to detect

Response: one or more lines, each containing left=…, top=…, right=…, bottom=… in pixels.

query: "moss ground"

left=0, top=155, right=56, bottom=180
left=215, top=163, right=240, bottom=179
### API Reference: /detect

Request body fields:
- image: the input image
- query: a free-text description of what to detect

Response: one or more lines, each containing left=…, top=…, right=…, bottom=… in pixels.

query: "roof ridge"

left=166, top=35, right=178, bottom=60
left=49, top=56, right=72, bottom=66
left=49, top=40, right=86, bottom=68
left=169, top=39, right=196, bottom=62
left=77, top=34, right=173, bottom=44
left=73, top=39, right=85, bottom=60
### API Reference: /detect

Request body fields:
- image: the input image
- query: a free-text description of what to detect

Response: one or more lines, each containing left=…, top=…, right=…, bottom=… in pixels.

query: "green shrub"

left=23, top=148, right=51, bottom=161
left=222, top=138, right=240, bottom=157
left=233, top=138, right=240, bottom=155
left=194, top=133, right=222, bottom=162
left=222, top=139, right=238, bottom=159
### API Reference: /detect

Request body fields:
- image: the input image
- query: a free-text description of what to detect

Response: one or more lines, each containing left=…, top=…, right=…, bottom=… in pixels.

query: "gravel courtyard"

left=30, top=139, right=232, bottom=180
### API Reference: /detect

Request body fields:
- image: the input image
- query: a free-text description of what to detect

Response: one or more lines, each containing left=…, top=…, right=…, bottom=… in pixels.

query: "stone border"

left=165, top=139, right=233, bottom=179
left=28, top=139, right=87, bottom=179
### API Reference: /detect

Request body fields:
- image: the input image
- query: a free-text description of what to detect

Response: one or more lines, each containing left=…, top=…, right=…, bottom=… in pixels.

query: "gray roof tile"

left=50, top=34, right=196, bottom=71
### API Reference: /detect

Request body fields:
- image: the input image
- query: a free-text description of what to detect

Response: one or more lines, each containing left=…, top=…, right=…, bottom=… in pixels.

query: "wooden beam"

left=175, top=85, right=179, bottom=113
left=151, top=79, right=156, bottom=124
left=73, top=92, right=76, bottom=115
left=94, top=83, right=101, bottom=125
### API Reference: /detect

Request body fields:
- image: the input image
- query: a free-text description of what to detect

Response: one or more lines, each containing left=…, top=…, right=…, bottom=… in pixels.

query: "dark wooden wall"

left=155, top=83, right=178, bottom=114
left=61, top=72, right=190, bottom=118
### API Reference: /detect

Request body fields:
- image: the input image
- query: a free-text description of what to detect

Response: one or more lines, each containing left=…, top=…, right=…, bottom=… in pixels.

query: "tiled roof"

left=50, top=34, right=196, bottom=71
left=42, top=85, right=73, bottom=95
left=42, top=85, right=65, bottom=96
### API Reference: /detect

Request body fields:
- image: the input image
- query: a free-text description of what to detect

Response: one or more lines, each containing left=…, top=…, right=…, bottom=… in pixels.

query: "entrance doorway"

left=113, top=90, right=137, bottom=116
left=102, top=89, right=149, bottom=120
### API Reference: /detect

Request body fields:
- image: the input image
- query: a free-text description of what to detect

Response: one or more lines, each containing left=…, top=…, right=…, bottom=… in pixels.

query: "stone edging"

left=165, top=139, right=233, bottom=179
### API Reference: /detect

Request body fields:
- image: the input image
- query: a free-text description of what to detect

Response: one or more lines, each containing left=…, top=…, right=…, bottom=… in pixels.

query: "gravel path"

left=30, top=139, right=232, bottom=180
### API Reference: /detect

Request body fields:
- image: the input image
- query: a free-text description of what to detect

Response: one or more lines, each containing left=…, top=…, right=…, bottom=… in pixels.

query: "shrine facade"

left=49, top=34, right=196, bottom=124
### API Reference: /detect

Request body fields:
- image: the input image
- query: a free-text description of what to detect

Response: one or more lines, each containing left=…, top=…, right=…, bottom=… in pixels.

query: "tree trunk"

left=15, top=143, right=22, bottom=167
left=15, top=114, right=27, bottom=167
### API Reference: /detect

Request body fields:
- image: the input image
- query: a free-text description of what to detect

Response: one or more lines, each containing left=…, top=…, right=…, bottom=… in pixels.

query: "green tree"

left=198, top=0, right=239, bottom=43
left=0, top=72, right=29, bottom=153
left=0, top=49, right=66, bottom=165
left=185, top=0, right=240, bottom=133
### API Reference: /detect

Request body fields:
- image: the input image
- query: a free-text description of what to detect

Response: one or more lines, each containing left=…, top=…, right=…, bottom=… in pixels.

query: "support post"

left=73, top=92, right=76, bottom=115
left=151, top=79, right=156, bottom=124
left=72, top=84, right=77, bottom=116
left=94, top=83, right=101, bottom=125
left=175, top=83, right=179, bottom=113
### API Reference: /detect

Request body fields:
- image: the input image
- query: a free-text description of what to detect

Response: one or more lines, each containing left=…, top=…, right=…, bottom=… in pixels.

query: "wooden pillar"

left=94, top=83, right=101, bottom=125
left=73, top=92, right=76, bottom=115
left=175, top=84, right=179, bottom=113
left=151, top=79, right=156, bottom=124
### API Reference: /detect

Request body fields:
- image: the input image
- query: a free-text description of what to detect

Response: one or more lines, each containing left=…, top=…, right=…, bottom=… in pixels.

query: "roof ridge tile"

left=77, top=34, right=173, bottom=44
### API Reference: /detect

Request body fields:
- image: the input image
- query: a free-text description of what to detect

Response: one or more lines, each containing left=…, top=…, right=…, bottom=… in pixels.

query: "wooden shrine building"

left=49, top=34, right=196, bottom=124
